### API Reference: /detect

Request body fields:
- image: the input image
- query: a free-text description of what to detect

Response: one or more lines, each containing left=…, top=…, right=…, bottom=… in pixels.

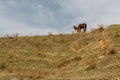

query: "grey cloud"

left=0, top=0, right=120, bottom=35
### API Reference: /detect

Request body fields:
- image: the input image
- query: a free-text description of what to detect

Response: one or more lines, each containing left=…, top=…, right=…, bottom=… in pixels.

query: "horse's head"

left=73, top=25, right=79, bottom=33
left=73, top=25, right=77, bottom=30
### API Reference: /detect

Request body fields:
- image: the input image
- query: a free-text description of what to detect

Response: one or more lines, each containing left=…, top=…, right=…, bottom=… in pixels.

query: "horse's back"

left=79, top=23, right=87, bottom=28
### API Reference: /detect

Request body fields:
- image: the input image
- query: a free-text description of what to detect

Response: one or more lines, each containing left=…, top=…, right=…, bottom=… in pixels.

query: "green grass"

left=0, top=25, right=120, bottom=80
left=107, top=25, right=120, bottom=48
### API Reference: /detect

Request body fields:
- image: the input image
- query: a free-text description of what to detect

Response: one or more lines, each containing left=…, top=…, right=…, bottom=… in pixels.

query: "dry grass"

left=17, top=69, right=48, bottom=80
left=85, top=59, right=96, bottom=70
left=0, top=25, right=120, bottom=80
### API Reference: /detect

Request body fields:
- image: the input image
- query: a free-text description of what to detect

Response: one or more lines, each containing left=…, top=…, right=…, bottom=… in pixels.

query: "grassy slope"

left=0, top=25, right=120, bottom=80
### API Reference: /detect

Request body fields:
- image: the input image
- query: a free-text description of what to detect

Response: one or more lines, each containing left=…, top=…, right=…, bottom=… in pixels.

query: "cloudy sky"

left=0, top=0, right=120, bottom=36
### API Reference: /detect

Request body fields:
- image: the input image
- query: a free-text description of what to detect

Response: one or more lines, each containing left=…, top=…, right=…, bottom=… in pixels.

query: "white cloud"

left=32, top=4, right=57, bottom=27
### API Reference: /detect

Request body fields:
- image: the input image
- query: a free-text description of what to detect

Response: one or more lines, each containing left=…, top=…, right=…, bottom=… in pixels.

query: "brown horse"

left=73, top=23, right=87, bottom=33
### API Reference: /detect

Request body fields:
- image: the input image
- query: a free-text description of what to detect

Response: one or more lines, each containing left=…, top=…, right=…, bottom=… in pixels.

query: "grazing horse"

left=73, top=23, right=87, bottom=33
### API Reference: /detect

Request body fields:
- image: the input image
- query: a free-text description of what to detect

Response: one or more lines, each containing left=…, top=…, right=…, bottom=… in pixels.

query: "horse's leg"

left=76, top=29, right=78, bottom=33
left=80, top=27, right=82, bottom=32
left=84, top=26, right=86, bottom=32
left=77, top=27, right=80, bottom=33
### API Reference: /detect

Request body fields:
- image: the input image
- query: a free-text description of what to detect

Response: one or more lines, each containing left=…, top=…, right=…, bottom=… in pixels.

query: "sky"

left=0, top=0, right=120, bottom=36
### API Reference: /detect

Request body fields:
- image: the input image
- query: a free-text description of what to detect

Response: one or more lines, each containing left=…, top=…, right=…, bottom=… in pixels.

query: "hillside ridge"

left=0, top=25, right=120, bottom=80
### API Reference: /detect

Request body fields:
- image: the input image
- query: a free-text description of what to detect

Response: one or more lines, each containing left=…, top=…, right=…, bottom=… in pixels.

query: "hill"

left=0, top=25, right=120, bottom=80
